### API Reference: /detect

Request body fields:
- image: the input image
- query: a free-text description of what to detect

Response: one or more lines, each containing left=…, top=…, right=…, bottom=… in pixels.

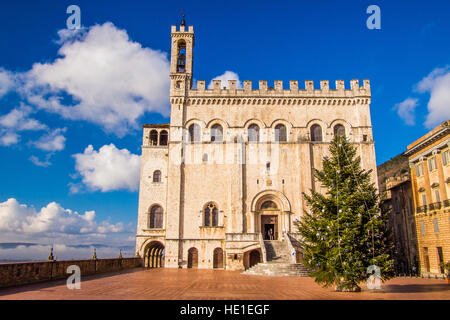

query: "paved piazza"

left=0, top=268, right=449, bottom=300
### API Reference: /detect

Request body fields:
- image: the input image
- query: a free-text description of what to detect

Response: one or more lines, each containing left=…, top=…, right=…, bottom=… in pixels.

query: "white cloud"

left=72, top=143, right=141, bottom=192
left=19, top=22, right=170, bottom=136
left=414, top=66, right=450, bottom=128
left=415, top=66, right=448, bottom=92
left=0, top=132, right=19, bottom=146
left=393, top=98, right=419, bottom=126
left=32, top=127, right=66, bottom=151
left=0, top=68, right=14, bottom=98
left=0, top=198, right=125, bottom=235
left=29, top=155, right=51, bottom=167
left=0, top=243, right=136, bottom=262
left=207, top=71, right=243, bottom=89
left=0, top=105, right=47, bottom=131
left=54, top=27, right=86, bottom=45
left=0, top=104, right=48, bottom=146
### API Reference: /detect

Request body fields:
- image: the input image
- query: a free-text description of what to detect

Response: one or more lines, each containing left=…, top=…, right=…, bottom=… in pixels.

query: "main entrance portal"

left=261, top=215, right=278, bottom=240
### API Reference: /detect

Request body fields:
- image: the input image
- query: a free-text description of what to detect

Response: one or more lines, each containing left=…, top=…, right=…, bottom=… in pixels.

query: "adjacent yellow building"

left=406, top=120, right=450, bottom=277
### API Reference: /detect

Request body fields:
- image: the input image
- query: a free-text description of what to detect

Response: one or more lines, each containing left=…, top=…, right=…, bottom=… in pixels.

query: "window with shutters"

left=420, top=221, right=426, bottom=236
left=442, top=150, right=449, bottom=166
left=428, top=156, right=437, bottom=171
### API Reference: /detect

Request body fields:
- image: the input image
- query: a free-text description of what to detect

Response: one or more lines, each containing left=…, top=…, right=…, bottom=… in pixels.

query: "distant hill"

left=0, top=242, right=38, bottom=249
left=0, top=242, right=134, bottom=250
left=377, top=152, right=410, bottom=194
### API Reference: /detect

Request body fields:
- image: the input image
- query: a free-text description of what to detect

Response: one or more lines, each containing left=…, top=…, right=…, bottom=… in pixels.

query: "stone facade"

left=378, top=154, right=419, bottom=275
left=135, top=23, right=378, bottom=271
left=405, top=120, right=450, bottom=277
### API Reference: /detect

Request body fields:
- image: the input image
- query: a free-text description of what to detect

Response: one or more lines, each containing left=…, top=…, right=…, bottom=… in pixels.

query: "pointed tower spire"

left=92, top=247, right=97, bottom=260
left=180, top=11, right=186, bottom=26
left=118, top=249, right=123, bottom=259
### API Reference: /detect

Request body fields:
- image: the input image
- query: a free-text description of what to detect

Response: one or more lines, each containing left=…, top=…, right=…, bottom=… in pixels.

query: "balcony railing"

left=429, top=202, right=442, bottom=211
left=416, top=205, right=427, bottom=214
left=444, top=199, right=450, bottom=208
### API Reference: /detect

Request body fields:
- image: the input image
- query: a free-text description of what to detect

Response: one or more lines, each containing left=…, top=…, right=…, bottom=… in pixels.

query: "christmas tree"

left=296, top=134, right=394, bottom=291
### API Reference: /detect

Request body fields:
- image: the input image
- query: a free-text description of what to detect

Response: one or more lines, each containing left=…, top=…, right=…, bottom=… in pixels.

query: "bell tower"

left=165, top=17, right=194, bottom=269
left=170, top=15, right=194, bottom=97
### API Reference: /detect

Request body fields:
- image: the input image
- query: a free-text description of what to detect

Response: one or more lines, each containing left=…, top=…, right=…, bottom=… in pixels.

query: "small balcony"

left=444, top=199, right=450, bottom=208
left=416, top=205, right=427, bottom=214
left=429, top=202, right=441, bottom=211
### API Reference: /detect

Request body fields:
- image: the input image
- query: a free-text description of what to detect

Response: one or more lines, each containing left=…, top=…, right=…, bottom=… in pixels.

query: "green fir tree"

left=296, top=134, right=395, bottom=291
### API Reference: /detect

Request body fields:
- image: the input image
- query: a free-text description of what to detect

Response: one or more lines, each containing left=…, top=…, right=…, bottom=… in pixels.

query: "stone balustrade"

left=0, top=257, right=141, bottom=288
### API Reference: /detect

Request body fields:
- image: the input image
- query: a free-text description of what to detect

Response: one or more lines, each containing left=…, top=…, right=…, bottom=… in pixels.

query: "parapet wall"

left=189, top=79, right=371, bottom=98
left=0, top=257, right=142, bottom=288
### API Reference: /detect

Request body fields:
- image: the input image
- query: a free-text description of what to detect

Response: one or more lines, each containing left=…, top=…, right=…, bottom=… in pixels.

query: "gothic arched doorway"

left=249, top=250, right=261, bottom=268
left=213, top=248, right=224, bottom=269
left=144, top=241, right=165, bottom=268
left=188, top=247, right=198, bottom=268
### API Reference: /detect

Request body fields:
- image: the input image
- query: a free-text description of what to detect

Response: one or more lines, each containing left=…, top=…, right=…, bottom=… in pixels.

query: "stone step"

left=263, top=240, right=292, bottom=263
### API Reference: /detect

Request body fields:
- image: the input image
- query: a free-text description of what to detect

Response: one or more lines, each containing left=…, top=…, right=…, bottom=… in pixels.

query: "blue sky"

left=0, top=0, right=449, bottom=260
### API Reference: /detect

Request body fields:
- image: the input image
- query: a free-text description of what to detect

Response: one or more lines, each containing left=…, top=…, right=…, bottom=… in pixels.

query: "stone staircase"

left=264, top=240, right=291, bottom=263
left=244, top=240, right=310, bottom=277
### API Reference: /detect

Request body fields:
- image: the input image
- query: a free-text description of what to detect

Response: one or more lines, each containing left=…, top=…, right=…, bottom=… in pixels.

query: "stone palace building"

left=135, top=21, right=378, bottom=271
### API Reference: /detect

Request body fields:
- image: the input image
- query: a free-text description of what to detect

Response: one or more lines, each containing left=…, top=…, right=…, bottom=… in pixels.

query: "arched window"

left=204, top=203, right=218, bottom=227
left=176, top=40, right=186, bottom=73
left=153, top=170, right=161, bottom=183
left=211, top=124, right=223, bottom=143
left=248, top=124, right=260, bottom=142
left=261, top=201, right=278, bottom=210
left=150, top=130, right=158, bottom=146
left=149, top=205, right=163, bottom=229
left=310, top=124, right=322, bottom=142
left=188, top=123, right=201, bottom=142
left=274, top=124, right=287, bottom=142
left=334, top=124, right=345, bottom=137
left=159, top=130, right=168, bottom=146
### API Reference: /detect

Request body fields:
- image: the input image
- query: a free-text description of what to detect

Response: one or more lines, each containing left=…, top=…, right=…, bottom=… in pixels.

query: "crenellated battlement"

left=171, top=25, right=194, bottom=34
left=188, top=79, right=371, bottom=98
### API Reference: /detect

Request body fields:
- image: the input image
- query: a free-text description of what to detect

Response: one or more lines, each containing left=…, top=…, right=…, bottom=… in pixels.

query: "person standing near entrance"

left=268, top=228, right=274, bottom=240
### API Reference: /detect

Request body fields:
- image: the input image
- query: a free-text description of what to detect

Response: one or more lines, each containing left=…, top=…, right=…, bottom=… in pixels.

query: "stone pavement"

left=0, top=268, right=449, bottom=300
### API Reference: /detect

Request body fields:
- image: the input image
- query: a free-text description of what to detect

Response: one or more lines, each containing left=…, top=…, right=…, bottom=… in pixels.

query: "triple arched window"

left=333, top=124, right=345, bottom=137
left=211, top=124, right=223, bottom=143
left=149, top=205, right=163, bottom=229
left=310, top=124, right=323, bottom=142
left=248, top=124, right=260, bottom=142
left=188, top=124, right=201, bottom=142
left=274, top=124, right=287, bottom=142
left=204, top=202, right=219, bottom=227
